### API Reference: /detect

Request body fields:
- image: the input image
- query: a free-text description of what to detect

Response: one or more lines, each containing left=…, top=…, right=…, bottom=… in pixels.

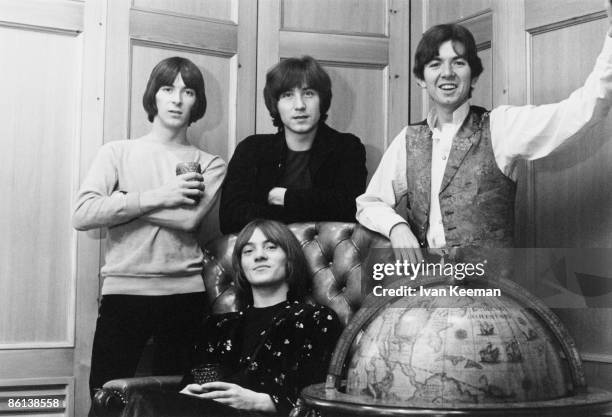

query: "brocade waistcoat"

left=405, top=106, right=516, bottom=248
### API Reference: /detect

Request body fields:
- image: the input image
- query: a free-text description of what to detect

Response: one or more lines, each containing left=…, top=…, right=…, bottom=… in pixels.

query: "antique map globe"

left=346, top=292, right=567, bottom=405
left=301, top=277, right=612, bottom=416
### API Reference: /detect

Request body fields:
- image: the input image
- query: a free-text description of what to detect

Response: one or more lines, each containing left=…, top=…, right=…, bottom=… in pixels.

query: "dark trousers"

left=89, top=293, right=207, bottom=399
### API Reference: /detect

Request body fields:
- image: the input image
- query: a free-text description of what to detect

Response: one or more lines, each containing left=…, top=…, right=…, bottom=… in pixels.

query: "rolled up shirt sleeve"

left=356, top=127, right=410, bottom=238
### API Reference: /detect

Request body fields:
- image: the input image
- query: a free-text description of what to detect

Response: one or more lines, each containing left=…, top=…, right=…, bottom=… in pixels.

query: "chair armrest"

left=92, top=375, right=182, bottom=417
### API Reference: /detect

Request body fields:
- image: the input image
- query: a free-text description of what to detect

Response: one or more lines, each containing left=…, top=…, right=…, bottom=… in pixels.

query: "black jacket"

left=185, top=301, right=343, bottom=416
left=220, top=123, right=367, bottom=234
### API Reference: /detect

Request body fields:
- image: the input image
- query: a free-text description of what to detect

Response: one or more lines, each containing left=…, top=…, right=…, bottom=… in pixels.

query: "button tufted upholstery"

left=203, top=221, right=390, bottom=325
left=93, top=222, right=390, bottom=416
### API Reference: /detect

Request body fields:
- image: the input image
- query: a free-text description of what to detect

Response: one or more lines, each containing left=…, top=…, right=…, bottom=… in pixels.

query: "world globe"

left=299, top=276, right=612, bottom=416
left=346, top=292, right=567, bottom=405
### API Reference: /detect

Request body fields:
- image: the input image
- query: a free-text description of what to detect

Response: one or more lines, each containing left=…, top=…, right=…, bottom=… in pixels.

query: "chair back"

left=201, top=222, right=390, bottom=325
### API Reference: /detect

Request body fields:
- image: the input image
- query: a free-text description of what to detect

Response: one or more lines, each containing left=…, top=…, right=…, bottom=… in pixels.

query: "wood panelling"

left=460, top=10, right=492, bottom=48
left=279, top=31, right=389, bottom=66
left=255, top=0, right=282, bottom=133
left=133, top=0, right=237, bottom=22
left=0, top=350, right=73, bottom=378
left=471, top=47, right=492, bottom=110
left=281, top=0, right=387, bottom=35
left=0, top=0, right=83, bottom=33
left=325, top=66, right=387, bottom=178
left=130, top=8, right=238, bottom=55
left=0, top=25, right=79, bottom=347
left=530, top=17, right=612, bottom=247
left=129, top=44, right=234, bottom=160
left=388, top=0, right=410, bottom=140
left=526, top=0, right=602, bottom=32
left=426, top=0, right=491, bottom=26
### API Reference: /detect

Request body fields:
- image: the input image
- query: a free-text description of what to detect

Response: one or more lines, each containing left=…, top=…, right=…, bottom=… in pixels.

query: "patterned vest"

left=405, top=106, right=516, bottom=248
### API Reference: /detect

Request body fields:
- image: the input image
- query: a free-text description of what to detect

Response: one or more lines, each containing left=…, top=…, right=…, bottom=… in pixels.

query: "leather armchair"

left=92, top=222, right=389, bottom=416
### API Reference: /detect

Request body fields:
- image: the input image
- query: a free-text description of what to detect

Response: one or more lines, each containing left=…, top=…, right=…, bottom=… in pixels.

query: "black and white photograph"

left=1, top=0, right=612, bottom=416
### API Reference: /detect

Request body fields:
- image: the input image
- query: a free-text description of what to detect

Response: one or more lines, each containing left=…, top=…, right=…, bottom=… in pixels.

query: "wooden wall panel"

left=471, top=47, right=492, bottom=110
left=130, top=44, right=234, bottom=160
left=0, top=25, right=78, bottom=347
left=0, top=0, right=83, bottom=33
left=130, top=8, right=238, bottom=54
left=530, top=18, right=612, bottom=248
left=426, top=0, right=491, bottom=26
left=133, top=0, right=236, bottom=22
left=281, top=0, right=387, bottom=35
left=525, top=0, right=602, bottom=32
left=325, top=65, right=387, bottom=179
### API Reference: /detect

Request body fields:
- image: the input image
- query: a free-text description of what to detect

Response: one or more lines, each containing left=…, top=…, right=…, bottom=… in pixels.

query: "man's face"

left=240, top=228, right=288, bottom=290
left=277, top=86, right=321, bottom=136
left=418, top=40, right=477, bottom=113
left=154, top=73, right=196, bottom=128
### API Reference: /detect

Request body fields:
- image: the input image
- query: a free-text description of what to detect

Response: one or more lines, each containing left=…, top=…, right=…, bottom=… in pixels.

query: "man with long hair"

left=123, top=219, right=343, bottom=416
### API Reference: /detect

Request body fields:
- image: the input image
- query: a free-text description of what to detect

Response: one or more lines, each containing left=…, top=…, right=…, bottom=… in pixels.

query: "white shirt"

left=356, top=35, right=612, bottom=248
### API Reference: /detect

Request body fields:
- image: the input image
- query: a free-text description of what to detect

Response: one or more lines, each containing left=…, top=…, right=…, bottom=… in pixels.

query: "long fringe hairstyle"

left=232, top=219, right=310, bottom=306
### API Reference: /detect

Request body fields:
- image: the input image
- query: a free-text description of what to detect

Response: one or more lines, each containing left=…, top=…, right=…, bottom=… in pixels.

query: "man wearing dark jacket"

left=220, top=56, right=367, bottom=234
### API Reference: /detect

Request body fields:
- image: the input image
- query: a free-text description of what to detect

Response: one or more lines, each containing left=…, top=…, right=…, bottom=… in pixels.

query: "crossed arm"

left=72, top=144, right=226, bottom=232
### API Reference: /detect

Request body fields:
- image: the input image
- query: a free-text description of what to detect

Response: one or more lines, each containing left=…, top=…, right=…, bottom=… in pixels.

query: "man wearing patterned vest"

left=357, top=2, right=612, bottom=264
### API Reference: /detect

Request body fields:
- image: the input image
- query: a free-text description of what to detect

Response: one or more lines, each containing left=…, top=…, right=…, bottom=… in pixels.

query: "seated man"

left=122, top=219, right=343, bottom=417
left=220, top=56, right=367, bottom=234
left=357, top=5, right=612, bottom=263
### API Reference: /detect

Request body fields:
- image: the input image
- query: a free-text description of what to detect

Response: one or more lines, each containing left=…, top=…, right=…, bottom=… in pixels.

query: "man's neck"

left=284, top=126, right=318, bottom=151
left=436, top=104, right=461, bottom=124
left=150, top=120, right=189, bottom=145
left=429, top=101, right=470, bottom=128
left=251, top=284, right=289, bottom=308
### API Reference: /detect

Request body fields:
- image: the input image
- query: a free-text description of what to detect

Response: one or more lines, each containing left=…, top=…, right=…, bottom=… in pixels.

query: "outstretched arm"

left=491, top=0, right=612, bottom=177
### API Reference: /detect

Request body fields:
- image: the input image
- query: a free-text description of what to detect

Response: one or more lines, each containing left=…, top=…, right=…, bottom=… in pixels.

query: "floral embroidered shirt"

left=185, top=301, right=343, bottom=416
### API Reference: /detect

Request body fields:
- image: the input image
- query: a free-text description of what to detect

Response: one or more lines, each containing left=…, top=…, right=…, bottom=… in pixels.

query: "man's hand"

left=140, top=172, right=204, bottom=210
left=267, top=187, right=287, bottom=206
left=389, top=223, right=424, bottom=264
left=186, top=381, right=276, bottom=413
left=179, top=384, right=208, bottom=398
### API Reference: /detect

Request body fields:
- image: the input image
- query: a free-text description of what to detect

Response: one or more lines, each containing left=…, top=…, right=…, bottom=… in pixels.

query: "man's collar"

left=426, top=102, right=471, bottom=131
